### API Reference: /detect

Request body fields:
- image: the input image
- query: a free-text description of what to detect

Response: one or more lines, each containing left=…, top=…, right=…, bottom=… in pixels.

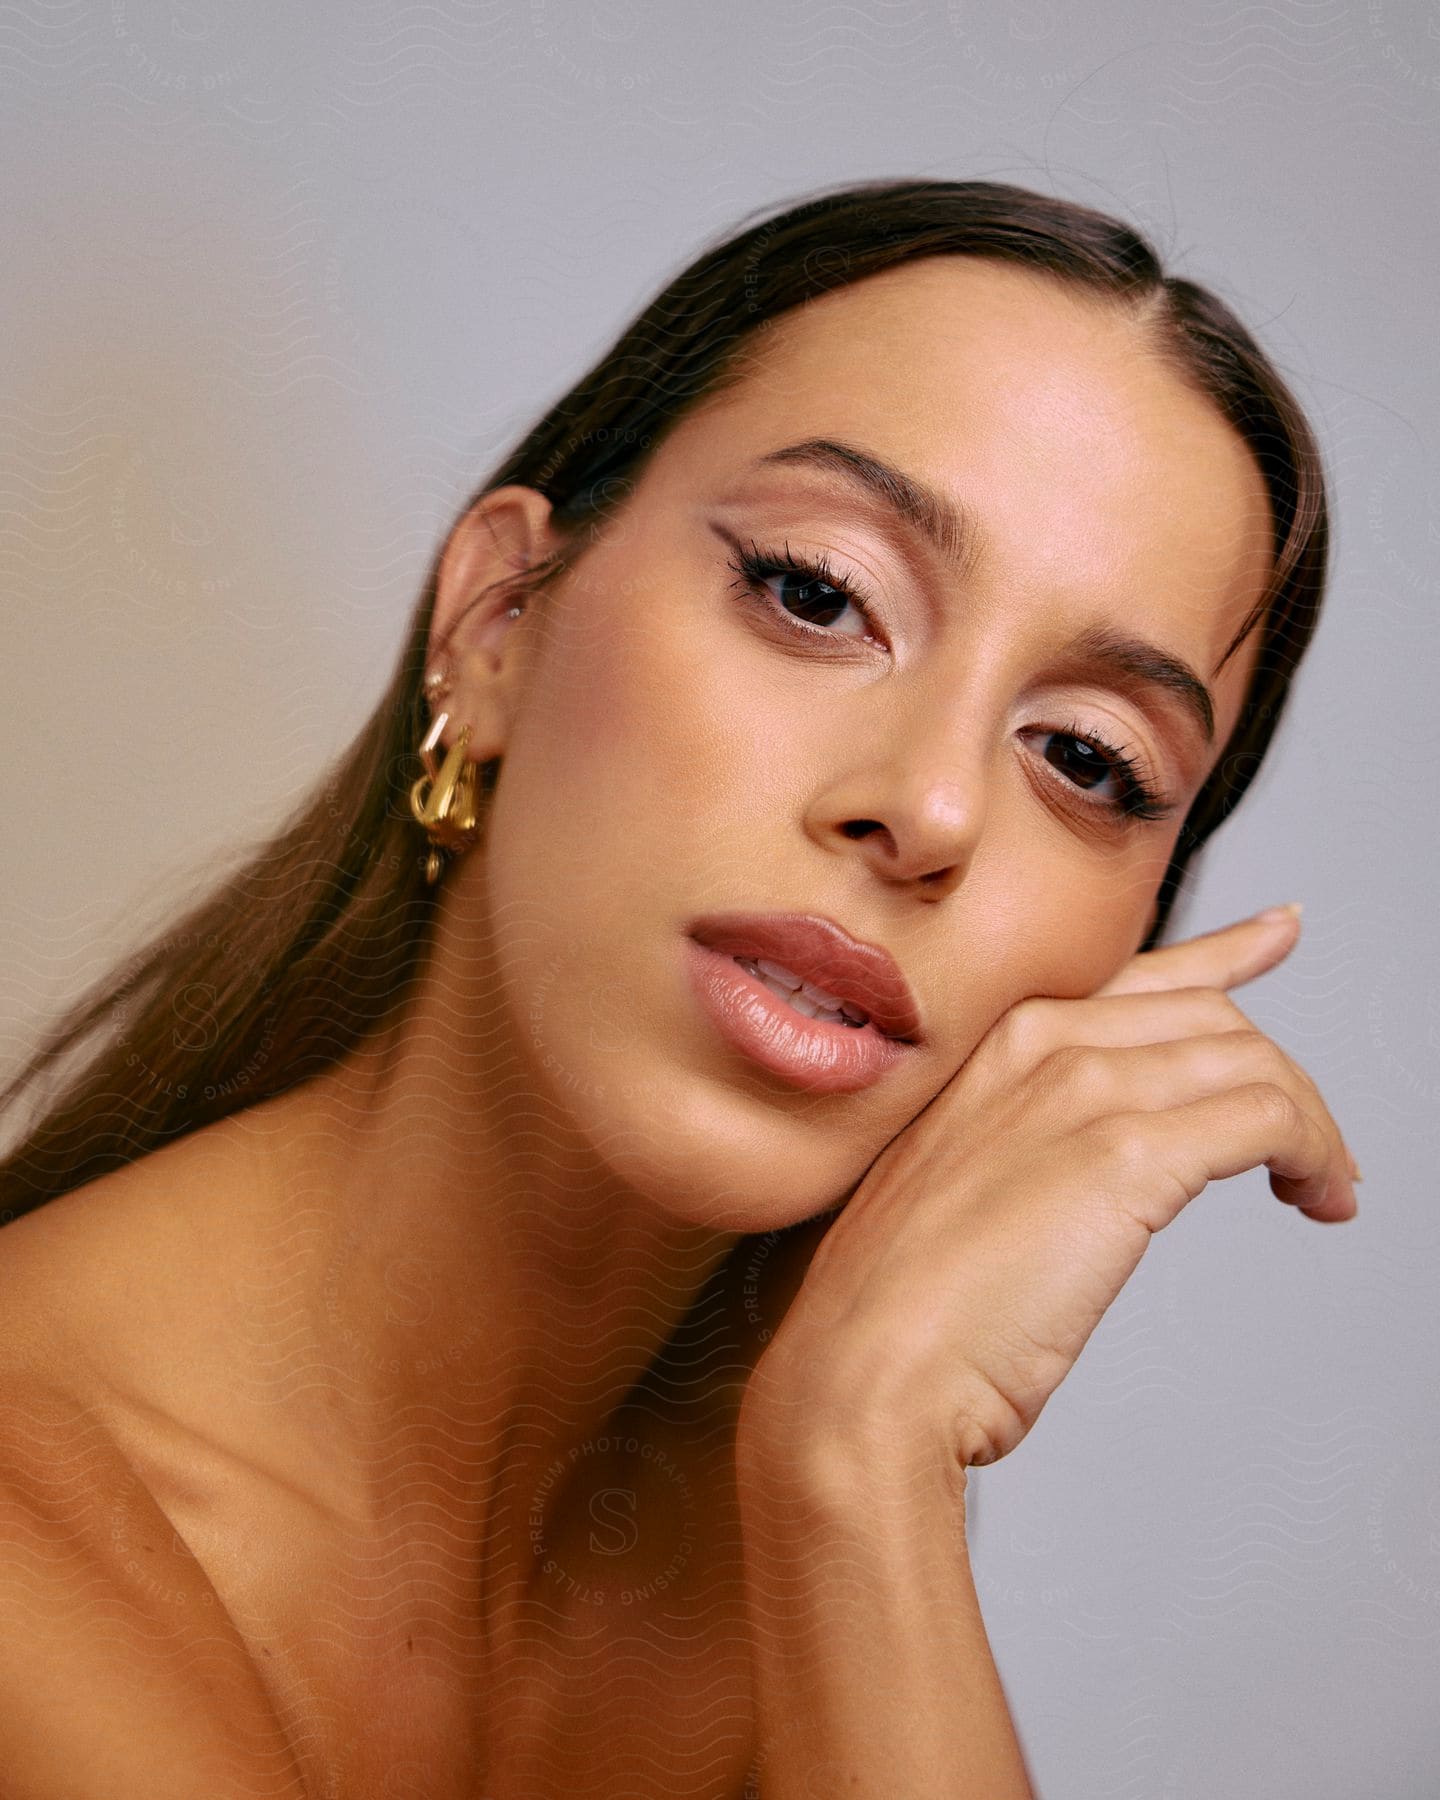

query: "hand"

left=739, top=905, right=1360, bottom=1476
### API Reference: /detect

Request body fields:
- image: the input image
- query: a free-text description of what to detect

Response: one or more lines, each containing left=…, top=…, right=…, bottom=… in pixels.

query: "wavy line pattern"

left=1, top=2, right=1434, bottom=1796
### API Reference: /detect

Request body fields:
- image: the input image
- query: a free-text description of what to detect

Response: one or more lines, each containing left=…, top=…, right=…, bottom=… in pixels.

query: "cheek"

left=1000, top=849, right=1174, bottom=1000
left=964, top=805, right=1174, bottom=1014
left=512, top=568, right=804, bottom=852
left=483, top=566, right=774, bottom=951
left=536, top=578, right=724, bottom=784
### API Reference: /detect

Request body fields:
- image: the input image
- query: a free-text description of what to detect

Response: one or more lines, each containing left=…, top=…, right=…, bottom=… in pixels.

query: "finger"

left=1094, top=904, right=1302, bottom=1000
left=1261, top=1039, right=1363, bottom=1187
left=1104, top=1078, right=1351, bottom=1232
left=1000, top=985, right=1252, bottom=1067
left=1045, top=1033, right=1358, bottom=1214
left=1005, top=980, right=1362, bottom=1184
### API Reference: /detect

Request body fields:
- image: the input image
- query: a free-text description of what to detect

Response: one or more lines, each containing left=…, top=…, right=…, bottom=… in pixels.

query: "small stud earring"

left=425, top=607, right=520, bottom=701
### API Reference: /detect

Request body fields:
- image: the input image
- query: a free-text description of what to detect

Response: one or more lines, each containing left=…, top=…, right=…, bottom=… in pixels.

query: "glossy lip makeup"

left=681, top=912, right=923, bottom=1095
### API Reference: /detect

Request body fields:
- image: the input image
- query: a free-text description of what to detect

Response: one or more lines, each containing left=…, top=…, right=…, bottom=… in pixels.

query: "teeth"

left=755, top=957, right=802, bottom=991
left=734, top=956, right=871, bottom=1029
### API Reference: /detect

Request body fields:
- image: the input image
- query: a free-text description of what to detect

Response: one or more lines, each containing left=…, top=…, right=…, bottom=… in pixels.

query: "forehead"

left=666, top=256, right=1275, bottom=717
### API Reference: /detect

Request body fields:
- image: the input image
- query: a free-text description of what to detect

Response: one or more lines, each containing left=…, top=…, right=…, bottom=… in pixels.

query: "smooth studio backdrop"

left=2, top=4, right=1436, bottom=1795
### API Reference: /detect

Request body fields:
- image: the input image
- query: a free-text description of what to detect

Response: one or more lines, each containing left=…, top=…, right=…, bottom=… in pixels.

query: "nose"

left=808, top=736, right=988, bottom=900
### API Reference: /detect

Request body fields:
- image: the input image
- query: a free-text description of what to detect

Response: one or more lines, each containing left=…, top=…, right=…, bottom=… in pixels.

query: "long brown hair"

left=0, top=175, right=1330, bottom=1228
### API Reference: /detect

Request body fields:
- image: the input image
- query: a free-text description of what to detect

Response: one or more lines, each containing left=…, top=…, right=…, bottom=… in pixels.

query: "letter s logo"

left=383, top=1256, right=434, bottom=1327
left=589, top=1487, right=638, bottom=1558
left=170, top=982, right=220, bottom=1054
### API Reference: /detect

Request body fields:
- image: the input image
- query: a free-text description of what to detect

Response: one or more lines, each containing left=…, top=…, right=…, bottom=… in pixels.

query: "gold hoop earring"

left=409, top=710, right=481, bottom=884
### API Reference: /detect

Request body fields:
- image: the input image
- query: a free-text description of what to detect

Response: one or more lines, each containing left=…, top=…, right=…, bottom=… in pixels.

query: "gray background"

left=2, top=3, right=1436, bottom=1795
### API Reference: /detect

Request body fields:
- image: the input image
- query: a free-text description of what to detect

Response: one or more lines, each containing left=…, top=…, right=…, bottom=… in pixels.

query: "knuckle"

left=1081, top=1112, right=1153, bottom=1177
left=994, top=995, right=1055, bottom=1065
left=1228, top=1025, right=1276, bottom=1065
left=1243, top=1079, right=1301, bottom=1133
left=1042, top=1041, right=1112, bottom=1100
left=1247, top=1035, right=1307, bottom=1096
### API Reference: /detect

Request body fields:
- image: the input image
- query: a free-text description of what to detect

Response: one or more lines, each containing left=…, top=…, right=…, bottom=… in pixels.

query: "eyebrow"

left=746, top=436, right=1217, bottom=747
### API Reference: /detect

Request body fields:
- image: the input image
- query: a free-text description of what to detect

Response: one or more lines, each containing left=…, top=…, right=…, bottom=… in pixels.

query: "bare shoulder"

left=0, top=1103, right=309, bottom=1451
left=0, top=1127, right=313, bottom=1795
left=0, top=1333, right=307, bottom=1795
left=0, top=1109, right=260, bottom=1347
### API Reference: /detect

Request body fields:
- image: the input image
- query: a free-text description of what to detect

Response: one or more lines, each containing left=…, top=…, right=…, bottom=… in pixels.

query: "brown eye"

left=1042, top=733, right=1117, bottom=794
left=1019, top=722, right=1174, bottom=824
left=724, top=535, right=886, bottom=646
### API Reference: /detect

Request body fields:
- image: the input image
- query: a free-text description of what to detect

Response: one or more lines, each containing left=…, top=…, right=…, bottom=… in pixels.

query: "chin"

left=552, top=1055, right=867, bottom=1235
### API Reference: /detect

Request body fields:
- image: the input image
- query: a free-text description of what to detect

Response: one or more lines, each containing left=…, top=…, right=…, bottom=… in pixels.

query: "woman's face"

left=463, top=256, right=1276, bottom=1231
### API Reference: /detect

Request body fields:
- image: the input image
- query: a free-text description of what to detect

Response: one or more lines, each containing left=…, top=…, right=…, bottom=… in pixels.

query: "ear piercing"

left=421, top=605, right=523, bottom=703
left=411, top=603, right=524, bottom=881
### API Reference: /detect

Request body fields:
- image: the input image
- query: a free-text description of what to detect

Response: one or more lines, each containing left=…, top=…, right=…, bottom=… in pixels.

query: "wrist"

left=736, top=1368, right=970, bottom=1528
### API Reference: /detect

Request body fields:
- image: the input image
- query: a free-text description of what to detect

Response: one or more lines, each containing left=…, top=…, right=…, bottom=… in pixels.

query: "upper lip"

left=685, top=911, right=924, bottom=1044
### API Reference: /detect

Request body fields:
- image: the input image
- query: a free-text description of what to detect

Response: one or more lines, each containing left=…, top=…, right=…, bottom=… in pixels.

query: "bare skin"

left=0, top=256, right=1355, bottom=1796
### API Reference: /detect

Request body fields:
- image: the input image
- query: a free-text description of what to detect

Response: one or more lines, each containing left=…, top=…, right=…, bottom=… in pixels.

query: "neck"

left=243, top=858, right=742, bottom=1612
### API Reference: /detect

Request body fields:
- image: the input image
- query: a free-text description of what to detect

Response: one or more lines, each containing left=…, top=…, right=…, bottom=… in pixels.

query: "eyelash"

left=724, top=535, right=1176, bottom=825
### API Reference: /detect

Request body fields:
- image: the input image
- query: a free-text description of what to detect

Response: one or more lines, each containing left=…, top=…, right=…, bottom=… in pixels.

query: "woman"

left=0, top=178, right=1357, bottom=1798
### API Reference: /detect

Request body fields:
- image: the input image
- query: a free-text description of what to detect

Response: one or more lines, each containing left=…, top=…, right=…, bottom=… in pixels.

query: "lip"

left=681, top=938, right=914, bottom=1094
left=683, top=911, right=924, bottom=1045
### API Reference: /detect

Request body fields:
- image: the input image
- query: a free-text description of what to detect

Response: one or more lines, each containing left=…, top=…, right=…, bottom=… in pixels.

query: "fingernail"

left=1254, top=901, right=1303, bottom=925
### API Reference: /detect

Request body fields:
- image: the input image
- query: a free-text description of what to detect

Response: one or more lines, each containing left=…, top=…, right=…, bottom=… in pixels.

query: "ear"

left=423, top=486, right=559, bottom=764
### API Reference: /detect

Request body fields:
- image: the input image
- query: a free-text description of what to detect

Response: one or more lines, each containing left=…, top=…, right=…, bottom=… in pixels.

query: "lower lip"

left=682, top=937, right=912, bottom=1094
